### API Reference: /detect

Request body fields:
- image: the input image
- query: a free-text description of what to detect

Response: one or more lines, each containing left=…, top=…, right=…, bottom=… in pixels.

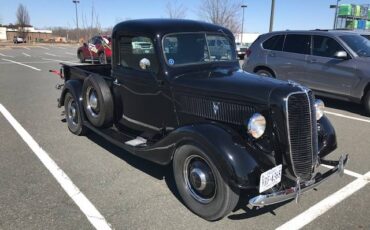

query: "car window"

left=263, top=35, right=285, bottom=51
left=119, top=36, right=158, bottom=73
left=95, top=37, right=102, bottom=45
left=340, top=34, right=370, bottom=57
left=313, top=36, right=344, bottom=58
left=283, top=34, right=311, bottom=54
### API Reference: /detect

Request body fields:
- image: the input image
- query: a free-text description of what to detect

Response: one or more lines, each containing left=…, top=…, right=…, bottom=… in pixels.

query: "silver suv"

left=242, top=30, right=370, bottom=114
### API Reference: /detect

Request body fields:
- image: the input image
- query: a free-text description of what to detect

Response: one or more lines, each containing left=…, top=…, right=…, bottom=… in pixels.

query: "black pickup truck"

left=55, top=19, right=348, bottom=221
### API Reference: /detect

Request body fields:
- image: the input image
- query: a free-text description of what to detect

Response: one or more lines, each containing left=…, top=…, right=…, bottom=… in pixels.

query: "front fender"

left=318, top=115, right=337, bottom=158
left=168, top=123, right=262, bottom=189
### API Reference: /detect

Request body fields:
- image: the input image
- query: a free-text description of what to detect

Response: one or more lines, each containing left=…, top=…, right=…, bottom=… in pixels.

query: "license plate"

left=259, top=164, right=282, bottom=193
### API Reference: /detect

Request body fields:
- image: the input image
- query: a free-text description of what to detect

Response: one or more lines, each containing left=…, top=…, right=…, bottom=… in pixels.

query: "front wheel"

left=78, top=51, right=85, bottom=63
left=256, top=69, right=274, bottom=78
left=173, top=145, right=239, bottom=221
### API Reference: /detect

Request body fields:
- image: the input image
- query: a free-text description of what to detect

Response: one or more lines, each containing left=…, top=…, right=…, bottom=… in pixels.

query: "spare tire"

left=82, top=74, right=113, bottom=128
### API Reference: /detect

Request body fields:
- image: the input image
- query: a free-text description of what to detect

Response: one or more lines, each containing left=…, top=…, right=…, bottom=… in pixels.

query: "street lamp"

left=241, top=4, right=247, bottom=44
left=269, top=0, right=275, bottom=32
left=330, top=0, right=341, bottom=29
left=73, top=0, right=80, bottom=40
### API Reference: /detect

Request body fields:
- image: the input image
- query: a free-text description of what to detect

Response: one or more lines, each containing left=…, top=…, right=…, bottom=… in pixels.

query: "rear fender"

left=58, top=80, right=83, bottom=110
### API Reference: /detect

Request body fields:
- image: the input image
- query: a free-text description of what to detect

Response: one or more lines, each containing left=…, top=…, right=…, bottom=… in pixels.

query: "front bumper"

left=249, top=154, right=348, bottom=207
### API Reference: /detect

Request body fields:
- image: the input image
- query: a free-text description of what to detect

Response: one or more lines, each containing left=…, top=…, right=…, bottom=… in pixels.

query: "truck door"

left=113, top=35, right=177, bottom=133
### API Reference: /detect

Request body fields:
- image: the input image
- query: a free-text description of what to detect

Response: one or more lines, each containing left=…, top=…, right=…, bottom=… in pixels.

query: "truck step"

left=125, top=137, right=147, bottom=146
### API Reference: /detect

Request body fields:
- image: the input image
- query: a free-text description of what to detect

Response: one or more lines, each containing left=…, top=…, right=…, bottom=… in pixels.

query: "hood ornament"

left=212, top=102, right=220, bottom=115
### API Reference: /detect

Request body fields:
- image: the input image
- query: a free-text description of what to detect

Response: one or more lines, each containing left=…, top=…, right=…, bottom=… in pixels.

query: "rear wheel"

left=64, top=92, right=87, bottom=135
left=363, top=90, right=370, bottom=115
left=256, top=69, right=274, bottom=78
left=173, top=145, right=239, bottom=221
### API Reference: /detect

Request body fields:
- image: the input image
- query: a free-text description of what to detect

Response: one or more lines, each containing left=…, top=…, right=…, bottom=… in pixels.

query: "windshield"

left=163, top=33, right=236, bottom=66
left=340, top=35, right=370, bottom=57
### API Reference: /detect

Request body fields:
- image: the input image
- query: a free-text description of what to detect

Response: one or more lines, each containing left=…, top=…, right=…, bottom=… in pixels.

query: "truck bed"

left=62, top=64, right=112, bottom=81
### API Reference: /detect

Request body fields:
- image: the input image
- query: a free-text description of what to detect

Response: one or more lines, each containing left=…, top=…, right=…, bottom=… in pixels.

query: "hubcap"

left=67, top=99, right=78, bottom=126
left=86, top=87, right=99, bottom=118
left=184, top=155, right=216, bottom=204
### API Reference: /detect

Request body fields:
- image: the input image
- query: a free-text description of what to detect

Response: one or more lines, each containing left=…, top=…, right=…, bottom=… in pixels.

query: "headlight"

left=246, top=113, right=266, bottom=139
left=314, top=99, right=325, bottom=120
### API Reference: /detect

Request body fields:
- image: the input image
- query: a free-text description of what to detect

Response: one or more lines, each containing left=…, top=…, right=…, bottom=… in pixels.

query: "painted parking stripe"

left=2, top=58, right=41, bottom=71
left=23, top=47, right=31, bottom=50
left=37, top=46, right=49, bottom=50
left=276, top=172, right=370, bottom=230
left=45, top=52, right=58, bottom=57
left=0, top=53, right=14, bottom=58
left=65, top=52, right=75, bottom=55
left=22, top=52, right=31, bottom=57
left=325, top=111, right=370, bottom=123
left=0, top=104, right=112, bottom=230
left=321, top=164, right=363, bottom=179
left=42, top=58, right=80, bottom=65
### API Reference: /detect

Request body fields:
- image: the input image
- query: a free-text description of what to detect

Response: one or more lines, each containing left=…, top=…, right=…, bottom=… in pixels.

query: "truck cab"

left=57, top=19, right=348, bottom=221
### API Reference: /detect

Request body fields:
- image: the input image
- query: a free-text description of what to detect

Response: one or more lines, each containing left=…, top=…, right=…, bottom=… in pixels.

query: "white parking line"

left=0, top=104, right=112, bottom=230
left=57, top=46, right=67, bottom=50
left=321, top=164, right=363, bottom=179
left=65, top=52, right=75, bottom=55
left=37, top=46, right=49, bottom=50
left=45, top=52, right=58, bottom=57
left=276, top=172, right=370, bottom=230
left=23, top=47, right=31, bottom=50
left=42, top=58, right=80, bottom=65
left=0, top=53, right=14, bottom=58
left=325, top=111, right=370, bottom=123
left=2, top=58, right=41, bottom=71
left=22, top=52, right=31, bottom=57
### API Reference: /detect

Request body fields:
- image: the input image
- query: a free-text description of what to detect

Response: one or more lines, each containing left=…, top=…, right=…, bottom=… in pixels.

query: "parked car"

left=13, top=36, right=26, bottom=44
left=235, top=42, right=249, bottom=59
left=54, top=19, right=347, bottom=221
left=243, top=30, right=370, bottom=115
left=77, top=35, right=112, bottom=64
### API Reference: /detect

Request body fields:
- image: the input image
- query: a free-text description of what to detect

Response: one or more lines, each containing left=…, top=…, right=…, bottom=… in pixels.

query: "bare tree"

left=166, top=0, right=187, bottom=19
left=198, top=0, right=241, bottom=34
left=16, top=4, right=30, bottom=39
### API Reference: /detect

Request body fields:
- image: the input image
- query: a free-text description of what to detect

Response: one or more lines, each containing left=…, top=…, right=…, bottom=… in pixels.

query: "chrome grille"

left=286, top=92, right=317, bottom=181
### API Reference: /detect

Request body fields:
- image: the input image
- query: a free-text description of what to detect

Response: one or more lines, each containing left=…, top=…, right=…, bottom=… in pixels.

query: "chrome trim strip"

left=122, top=114, right=161, bottom=131
left=285, top=90, right=314, bottom=180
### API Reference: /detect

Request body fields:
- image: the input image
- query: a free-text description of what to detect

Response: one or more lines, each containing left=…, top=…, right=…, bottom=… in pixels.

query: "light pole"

left=269, top=0, right=275, bottom=32
left=241, top=5, right=247, bottom=44
left=73, top=0, right=80, bottom=41
left=330, top=0, right=341, bottom=29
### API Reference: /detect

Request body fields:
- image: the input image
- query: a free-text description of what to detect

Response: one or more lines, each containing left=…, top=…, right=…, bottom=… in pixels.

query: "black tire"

left=82, top=75, right=113, bottom=128
left=64, top=92, right=87, bottom=135
left=78, top=51, right=85, bottom=63
left=98, top=52, right=106, bottom=64
left=256, top=69, right=274, bottom=78
left=173, top=145, right=239, bottom=221
left=363, top=90, right=370, bottom=115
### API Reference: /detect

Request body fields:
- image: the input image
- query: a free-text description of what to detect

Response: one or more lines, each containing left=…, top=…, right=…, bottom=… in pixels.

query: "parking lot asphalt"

left=0, top=44, right=369, bottom=230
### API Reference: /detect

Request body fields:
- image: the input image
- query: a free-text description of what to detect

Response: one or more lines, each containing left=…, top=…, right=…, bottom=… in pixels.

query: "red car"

left=77, top=35, right=112, bottom=64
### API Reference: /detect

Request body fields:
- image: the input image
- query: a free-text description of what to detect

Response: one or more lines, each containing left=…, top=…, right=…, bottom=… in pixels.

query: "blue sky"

left=0, top=0, right=368, bottom=33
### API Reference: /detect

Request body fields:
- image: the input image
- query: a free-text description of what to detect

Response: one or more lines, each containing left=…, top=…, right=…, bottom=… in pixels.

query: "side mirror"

left=139, top=58, right=151, bottom=70
left=334, top=51, right=348, bottom=59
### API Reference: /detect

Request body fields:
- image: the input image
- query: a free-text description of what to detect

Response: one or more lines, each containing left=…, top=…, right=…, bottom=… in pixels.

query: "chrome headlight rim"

left=246, top=113, right=266, bottom=139
left=314, top=99, right=325, bottom=120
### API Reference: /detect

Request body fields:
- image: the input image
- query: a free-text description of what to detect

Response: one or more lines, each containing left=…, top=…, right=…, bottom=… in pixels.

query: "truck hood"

left=171, top=68, right=297, bottom=106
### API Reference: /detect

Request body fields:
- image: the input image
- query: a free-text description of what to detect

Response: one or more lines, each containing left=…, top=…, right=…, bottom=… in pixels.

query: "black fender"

left=134, top=123, right=262, bottom=189
left=58, top=79, right=83, bottom=108
left=317, top=115, right=337, bottom=158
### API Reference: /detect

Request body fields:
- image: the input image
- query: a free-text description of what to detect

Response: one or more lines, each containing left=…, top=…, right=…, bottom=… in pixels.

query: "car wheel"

left=256, top=69, right=274, bottom=78
left=173, top=144, right=240, bottom=221
left=98, top=52, right=106, bottom=64
left=363, top=90, right=370, bottom=115
left=78, top=51, right=85, bottom=63
left=82, top=75, right=113, bottom=128
left=64, top=92, right=87, bottom=135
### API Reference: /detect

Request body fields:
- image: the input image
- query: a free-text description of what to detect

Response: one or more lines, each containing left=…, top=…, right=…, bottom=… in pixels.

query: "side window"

left=119, top=36, right=158, bottom=73
left=263, top=35, right=285, bottom=51
left=283, top=34, right=311, bottom=54
left=313, top=36, right=344, bottom=58
left=95, top=37, right=102, bottom=45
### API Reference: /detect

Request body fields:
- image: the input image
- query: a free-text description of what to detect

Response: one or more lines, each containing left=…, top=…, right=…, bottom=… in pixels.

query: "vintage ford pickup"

left=54, top=19, right=348, bottom=221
